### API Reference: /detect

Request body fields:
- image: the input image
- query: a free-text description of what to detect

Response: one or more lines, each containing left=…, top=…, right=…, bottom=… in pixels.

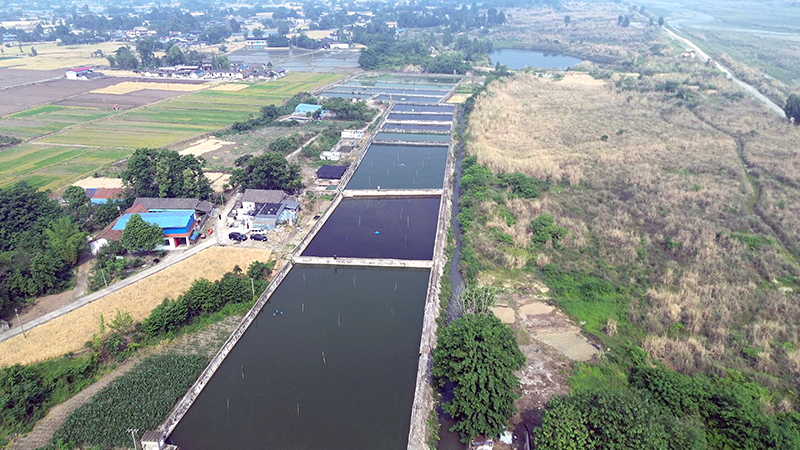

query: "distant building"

left=341, top=130, right=364, bottom=140
left=85, top=187, right=124, bottom=204
left=328, top=42, right=350, bottom=50
left=66, top=66, right=104, bottom=80
left=294, top=103, right=322, bottom=115
left=236, top=189, right=298, bottom=230
left=245, top=38, right=268, bottom=49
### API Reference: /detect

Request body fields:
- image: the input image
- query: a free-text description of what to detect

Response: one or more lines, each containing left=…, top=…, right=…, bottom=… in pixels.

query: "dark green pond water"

left=347, top=144, right=448, bottom=190
left=375, top=132, right=452, bottom=143
left=488, top=48, right=582, bottom=70
left=167, top=265, right=430, bottom=450
left=301, top=197, right=441, bottom=260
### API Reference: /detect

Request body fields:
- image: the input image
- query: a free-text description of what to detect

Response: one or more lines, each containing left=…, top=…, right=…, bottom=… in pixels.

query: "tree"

left=164, top=44, right=185, bottom=66
left=785, top=94, right=800, bottom=124
left=122, top=148, right=212, bottom=199
left=135, top=38, right=156, bottom=67
left=229, top=153, right=302, bottom=192
left=229, top=18, right=241, bottom=33
left=432, top=315, right=525, bottom=442
left=63, top=185, right=89, bottom=209
left=252, top=28, right=263, bottom=38
left=564, top=15, right=571, bottom=26
left=120, top=214, right=163, bottom=252
left=44, top=216, right=87, bottom=266
left=535, top=390, right=673, bottom=450
left=658, top=16, right=665, bottom=26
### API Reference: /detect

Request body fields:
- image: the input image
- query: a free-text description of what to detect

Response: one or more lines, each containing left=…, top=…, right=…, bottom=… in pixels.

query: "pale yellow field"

left=0, top=41, right=125, bottom=70
left=91, top=81, right=206, bottom=95
left=446, top=93, right=469, bottom=104
left=205, top=172, right=231, bottom=192
left=179, top=137, right=235, bottom=156
left=0, top=247, right=269, bottom=366
left=208, top=83, right=249, bottom=92
left=72, top=176, right=124, bottom=189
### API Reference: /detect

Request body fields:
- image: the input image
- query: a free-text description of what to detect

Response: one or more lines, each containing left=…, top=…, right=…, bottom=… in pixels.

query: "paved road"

left=663, top=26, right=786, bottom=119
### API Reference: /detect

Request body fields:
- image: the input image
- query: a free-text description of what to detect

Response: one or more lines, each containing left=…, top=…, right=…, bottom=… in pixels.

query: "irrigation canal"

left=157, top=74, right=462, bottom=450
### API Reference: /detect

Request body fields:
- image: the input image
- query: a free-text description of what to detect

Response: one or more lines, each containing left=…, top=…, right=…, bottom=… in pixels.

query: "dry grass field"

left=90, top=81, right=207, bottom=95
left=467, top=66, right=800, bottom=382
left=0, top=247, right=269, bottom=366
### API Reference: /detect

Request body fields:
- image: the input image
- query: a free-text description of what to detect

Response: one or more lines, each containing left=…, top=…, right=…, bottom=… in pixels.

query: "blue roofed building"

left=294, top=103, right=323, bottom=115
left=111, top=210, right=197, bottom=250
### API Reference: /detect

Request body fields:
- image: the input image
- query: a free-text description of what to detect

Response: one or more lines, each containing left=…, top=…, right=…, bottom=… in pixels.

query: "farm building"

left=295, top=103, right=322, bottom=115
left=66, top=66, right=104, bottom=80
left=85, top=187, right=124, bottom=204
left=112, top=210, right=198, bottom=250
left=245, top=38, right=268, bottom=49
left=133, top=197, right=213, bottom=214
left=316, top=165, right=347, bottom=180
left=235, top=189, right=299, bottom=230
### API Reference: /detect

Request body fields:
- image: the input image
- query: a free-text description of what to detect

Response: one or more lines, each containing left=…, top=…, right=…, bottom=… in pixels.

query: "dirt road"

left=662, top=26, right=786, bottom=118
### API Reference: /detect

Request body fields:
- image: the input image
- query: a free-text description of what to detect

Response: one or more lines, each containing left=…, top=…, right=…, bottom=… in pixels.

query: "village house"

left=235, top=189, right=299, bottom=231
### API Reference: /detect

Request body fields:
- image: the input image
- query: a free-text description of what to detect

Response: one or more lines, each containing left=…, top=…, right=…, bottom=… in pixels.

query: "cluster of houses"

left=84, top=187, right=302, bottom=253
left=65, top=66, right=105, bottom=80
left=141, top=62, right=286, bottom=80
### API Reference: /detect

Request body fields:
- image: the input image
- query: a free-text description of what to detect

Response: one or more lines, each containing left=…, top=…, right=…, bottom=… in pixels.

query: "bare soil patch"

left=54, top=89, right=186, bottom=110
left=72, top=176, right=124, bottom=189
left=0, top=77, right=125, bottom=116
left=0, top=68, right=65, bottom=89
left=179, top=137, right=236, bottom=157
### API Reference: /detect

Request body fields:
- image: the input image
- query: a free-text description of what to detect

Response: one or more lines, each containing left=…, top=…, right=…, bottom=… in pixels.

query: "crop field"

left=0, top=71, right=342, bottom=190
left=0, top=143, right=131, bottom=190
left=0, top=41, right=128, bottom=71
left=0, top=247, right=269, bottom=366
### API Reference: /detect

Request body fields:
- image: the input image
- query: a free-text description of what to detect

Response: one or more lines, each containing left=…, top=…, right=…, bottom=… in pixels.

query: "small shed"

left=316, top=165, right=347, bottom=180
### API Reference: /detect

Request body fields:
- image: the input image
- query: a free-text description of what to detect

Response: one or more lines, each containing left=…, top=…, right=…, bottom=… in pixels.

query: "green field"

left=0, top=72, right=343, bottom=191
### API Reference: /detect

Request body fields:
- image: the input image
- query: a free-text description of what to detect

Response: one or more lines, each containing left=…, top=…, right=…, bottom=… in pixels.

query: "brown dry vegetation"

left=467, top=59, right=800, bottom=386
left=0, top=247, right=269, bottom=366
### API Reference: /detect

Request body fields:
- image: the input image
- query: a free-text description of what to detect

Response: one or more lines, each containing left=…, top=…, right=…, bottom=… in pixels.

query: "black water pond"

left=387, top=113, right=453, bottom=122
left=382, top=123, right=451, bottom=133
left=319, top=91, right=372, bottom=100
left=347, top=144, right=449, bottom=191
left=375, top=132, right=451, bottom=143
left=302, top=197, right=441, bottom=260
left=167, top=265, right=431, bottom=450
left=345, top=81, right=454, bottom=90
left=489, top=48, right=582, bottom=70
left=393, top=104, right=455, bottom=114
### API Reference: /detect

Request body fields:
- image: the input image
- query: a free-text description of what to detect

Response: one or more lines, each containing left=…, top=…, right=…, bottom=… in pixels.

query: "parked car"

left=251, top=233, right=268, bottom=241
left=229, top=232, right=248, bottom=241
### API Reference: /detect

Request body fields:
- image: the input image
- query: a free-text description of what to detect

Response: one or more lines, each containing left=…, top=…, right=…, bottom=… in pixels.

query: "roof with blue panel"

left=112, top=210, right=195, bottom=235
left=295, top=103, right=322, bottom=114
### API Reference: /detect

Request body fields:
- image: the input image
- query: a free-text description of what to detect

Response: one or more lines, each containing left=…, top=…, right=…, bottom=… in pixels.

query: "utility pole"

left=126, top=428, right=139, bottom=450
left=14, top=308, right=26, bottom=338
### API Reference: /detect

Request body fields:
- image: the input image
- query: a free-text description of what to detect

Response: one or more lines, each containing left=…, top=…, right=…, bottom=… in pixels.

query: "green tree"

left=564, top=15, right=571, bottom=26
left=252, top=28, right=263, bottom=38
left=44, top=216, right=87, bottom=266
left=120, top=214, right=163, bottom=253
left=63, top=185, right=89, bottom=209
left=29, top=252, right=60, bottom=295
left=122, top=148, right=212, bottom=199
left=229, top=153, right=302, bottom=192
left=432, top=315, right=525, bottom=442
left=135, top=38, right=156, bottom=67
left=785, top=94, right=800, bottom=124
left=658, top=16, right=665, bottom=26
left=164, top=44, right=185, bottom=66
left=535, top=389, right=672, bottom=450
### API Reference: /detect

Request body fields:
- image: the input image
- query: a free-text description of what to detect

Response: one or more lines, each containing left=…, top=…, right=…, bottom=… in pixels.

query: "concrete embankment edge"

left=406, top=108, right=457, bottom=450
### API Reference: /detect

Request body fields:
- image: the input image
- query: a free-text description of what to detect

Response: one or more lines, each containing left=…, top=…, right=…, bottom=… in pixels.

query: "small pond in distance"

left=489, top=48, right=582, bottom=70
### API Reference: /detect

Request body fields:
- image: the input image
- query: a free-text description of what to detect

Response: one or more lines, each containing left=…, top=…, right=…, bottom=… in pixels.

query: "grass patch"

left=6, top=105, right=68, bottom=119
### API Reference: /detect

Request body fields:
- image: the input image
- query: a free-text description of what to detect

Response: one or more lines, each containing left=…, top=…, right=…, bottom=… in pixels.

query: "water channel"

left=167, top=265, right=431, bottom=450
left=488, top=48, right=582, bottom=70
left=375, top=132, right=452, bottom=143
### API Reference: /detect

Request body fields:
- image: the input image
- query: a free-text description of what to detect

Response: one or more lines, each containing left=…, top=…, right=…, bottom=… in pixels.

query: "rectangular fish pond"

left=301, top=196, right=441, bottom=260
left=346, top=144, right=449, bottom=191
left=373, top=94, right=443, bottom=103
left=393, top=104, right=455, bottom=114
left=167, top=265, right=431, bottom=450
left=374, top=132, right=452, bottom=143
left=381, top=123, right=451, bottom=133
left=330, top=86, right=452, bottom=96
left=387, top=113, right=453, bottom=122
